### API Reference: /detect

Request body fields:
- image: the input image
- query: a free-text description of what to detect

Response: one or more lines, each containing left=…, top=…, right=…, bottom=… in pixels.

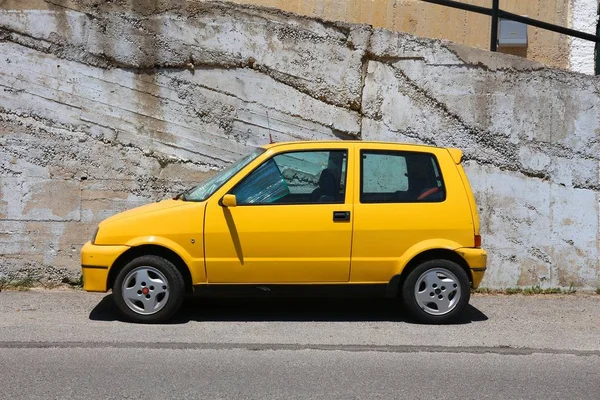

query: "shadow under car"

left=89, top=294, right=489, bottom=325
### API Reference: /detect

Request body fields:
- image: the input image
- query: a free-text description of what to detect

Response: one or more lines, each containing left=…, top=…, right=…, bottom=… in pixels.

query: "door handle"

left=333, top=211, right=351, bottom=222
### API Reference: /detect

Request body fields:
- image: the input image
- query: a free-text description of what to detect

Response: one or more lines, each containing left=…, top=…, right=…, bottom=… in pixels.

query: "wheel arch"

left=386, top=248, right=472, bottom=297
left=107, top=244, right=194, bottom=294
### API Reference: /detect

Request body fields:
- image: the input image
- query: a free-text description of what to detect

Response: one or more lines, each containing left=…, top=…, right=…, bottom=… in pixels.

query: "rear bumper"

left=455, top=247, right=487, bottom=289
left=81, top=241, right=129, bottom=292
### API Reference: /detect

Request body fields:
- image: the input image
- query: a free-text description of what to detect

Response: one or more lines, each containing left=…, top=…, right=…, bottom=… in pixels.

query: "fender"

left=393, top=238, right=465, bottom=276
left=383, top=239, right=467, bottom=297
left=125, top=236, right=206, bottom=284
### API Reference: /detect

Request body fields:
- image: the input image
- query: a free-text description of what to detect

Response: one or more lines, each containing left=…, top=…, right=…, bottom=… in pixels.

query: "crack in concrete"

left=168, top=74, right=360, bottom=137
left=0, top=341, right=598, bottom=357
left=0, top=107, right=220, bottom=172
left=355, top=30, right=374, bottom=138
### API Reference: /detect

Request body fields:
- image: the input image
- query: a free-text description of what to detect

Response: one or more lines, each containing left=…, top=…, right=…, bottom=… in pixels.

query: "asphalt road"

left=0, top=290, right=599, bottom=399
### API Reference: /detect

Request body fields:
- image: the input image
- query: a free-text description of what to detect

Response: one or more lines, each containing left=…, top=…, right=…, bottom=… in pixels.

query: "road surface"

left=0, top=290, right=598, bottom=399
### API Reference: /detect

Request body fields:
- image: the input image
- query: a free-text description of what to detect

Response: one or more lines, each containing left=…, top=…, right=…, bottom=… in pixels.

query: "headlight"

left=91, top=227, right=99, bottom=244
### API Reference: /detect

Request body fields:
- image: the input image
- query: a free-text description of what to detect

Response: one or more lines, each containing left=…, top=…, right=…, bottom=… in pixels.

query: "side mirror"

left=220, top=194, right=237, bottom=208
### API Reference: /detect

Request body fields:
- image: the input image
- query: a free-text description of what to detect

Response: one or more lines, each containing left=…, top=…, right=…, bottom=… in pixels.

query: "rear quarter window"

left=360, top=150, right=446, bottom=203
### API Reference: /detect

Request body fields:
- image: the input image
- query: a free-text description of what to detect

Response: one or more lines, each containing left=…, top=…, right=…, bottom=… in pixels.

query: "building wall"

left=570, top=0, right=598, bottom=74
left=228, top=0, right=598, bottom=73
left=0, top=0, right=599, bottom=288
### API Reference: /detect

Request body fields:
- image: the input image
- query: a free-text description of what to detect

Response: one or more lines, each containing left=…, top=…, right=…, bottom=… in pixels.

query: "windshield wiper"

left=173, top=191, right=187, bottom=201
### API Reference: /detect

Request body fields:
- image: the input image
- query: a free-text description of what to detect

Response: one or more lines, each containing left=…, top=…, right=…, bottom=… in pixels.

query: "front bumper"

left=81, top=241, right=129, bottom=292
left=455, top=247, right=488, bottom=289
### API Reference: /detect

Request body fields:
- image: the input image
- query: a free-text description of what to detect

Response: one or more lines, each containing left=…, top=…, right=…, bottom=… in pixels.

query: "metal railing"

left=421, top=0, right=600, bottom=75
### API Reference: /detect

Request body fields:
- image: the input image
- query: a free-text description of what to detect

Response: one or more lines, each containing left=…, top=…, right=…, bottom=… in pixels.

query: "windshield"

left=184, top=148, right=265, bottom=201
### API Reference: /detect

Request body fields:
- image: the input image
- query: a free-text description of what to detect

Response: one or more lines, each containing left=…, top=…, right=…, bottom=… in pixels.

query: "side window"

left=232, top=150, right=348, bottom=205
left=360, top=150, right=445, bottom=203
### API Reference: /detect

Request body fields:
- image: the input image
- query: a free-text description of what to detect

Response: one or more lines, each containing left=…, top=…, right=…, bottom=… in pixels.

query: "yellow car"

left=81, top=141, right=486, bottom=324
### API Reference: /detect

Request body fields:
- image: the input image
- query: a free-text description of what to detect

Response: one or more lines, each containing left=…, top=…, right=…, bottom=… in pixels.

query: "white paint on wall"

left=569, top=0, right=598, bottom=74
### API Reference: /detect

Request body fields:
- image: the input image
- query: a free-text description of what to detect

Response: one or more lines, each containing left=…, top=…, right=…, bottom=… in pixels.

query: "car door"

left=204, top=146, right=354, bottom=283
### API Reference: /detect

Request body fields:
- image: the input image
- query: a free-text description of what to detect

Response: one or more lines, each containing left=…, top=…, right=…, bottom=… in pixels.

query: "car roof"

left=262, top=140, right=446, bottom=150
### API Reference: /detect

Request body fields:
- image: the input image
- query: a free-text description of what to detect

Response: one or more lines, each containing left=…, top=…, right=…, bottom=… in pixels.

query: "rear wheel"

left=113, top=255, right=184, bottom=323
left=401, top=259, right=470, bottom=324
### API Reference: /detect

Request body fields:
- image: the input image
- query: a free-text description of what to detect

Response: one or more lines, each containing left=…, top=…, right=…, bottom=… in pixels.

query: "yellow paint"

left=456, top=247, right=487, bottom=269
left=456, top=247, right=487, bottom=288
left=227, top=0, right=571, bottom=69
left=471, top=270, right=486, bottom=288
left=81, top=242, right=129, bottom=292
left=81, top=141, right=486, bottom=292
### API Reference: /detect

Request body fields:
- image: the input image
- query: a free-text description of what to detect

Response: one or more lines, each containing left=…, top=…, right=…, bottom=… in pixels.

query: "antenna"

left=266, top=110, right=273, bottom=144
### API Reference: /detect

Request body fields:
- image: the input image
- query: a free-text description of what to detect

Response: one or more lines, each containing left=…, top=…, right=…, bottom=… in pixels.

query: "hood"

left=100, top=199, right=189, bottom=225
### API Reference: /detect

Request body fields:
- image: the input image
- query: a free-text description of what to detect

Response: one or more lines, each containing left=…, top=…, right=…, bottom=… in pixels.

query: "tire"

left=401, top=259, right=470, bottom=324
left=113, top=255, right=185, bottom=323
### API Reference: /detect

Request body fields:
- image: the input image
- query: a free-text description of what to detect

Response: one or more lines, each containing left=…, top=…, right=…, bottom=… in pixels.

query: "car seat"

left=311, top=169, right=338, bottom=202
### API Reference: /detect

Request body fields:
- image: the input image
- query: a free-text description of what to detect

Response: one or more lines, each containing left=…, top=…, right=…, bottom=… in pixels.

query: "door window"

left=232, top=150, right=348, bottom=205
left=360, top=150, right=445, bottom=203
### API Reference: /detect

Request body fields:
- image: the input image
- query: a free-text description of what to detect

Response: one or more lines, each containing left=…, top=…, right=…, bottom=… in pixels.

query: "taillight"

left=474, top=235, right=482, bottom=248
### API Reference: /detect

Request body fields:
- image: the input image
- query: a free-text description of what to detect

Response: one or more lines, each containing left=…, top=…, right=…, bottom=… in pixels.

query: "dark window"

left=360, top=150, right=445, bottom=203
left=232, top=150, right=348, bottom=205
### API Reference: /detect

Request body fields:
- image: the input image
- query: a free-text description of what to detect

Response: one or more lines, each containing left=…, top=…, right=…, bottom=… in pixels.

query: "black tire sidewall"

left=401, top=259, right=470, bottom=324
left=113, top=255, right=185, bottom=323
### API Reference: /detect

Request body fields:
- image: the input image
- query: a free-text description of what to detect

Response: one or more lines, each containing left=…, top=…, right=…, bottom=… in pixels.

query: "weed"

left=472, top=287, right=494, bottom=294
left=596, top=288, right=600, bottom=295
left=522, top=285, right=543, bottom=295
left=21, top=277, right=36, bottom=288
left=0, top=274, right=83, bottom=291
left=564, top=283, right=577, bottom=295
left=505, top=287, right=523, bottom=295
left=61, top=274, right=84, bottom=288
left=473, top=285, right=581, bottom=296
left=0, top=277, right=36, bottom=291
left=41, top=281, right=63, bottom=290
left=542, top=287, right=563, bottom=294
left=523, top=286, right=572, bottom=295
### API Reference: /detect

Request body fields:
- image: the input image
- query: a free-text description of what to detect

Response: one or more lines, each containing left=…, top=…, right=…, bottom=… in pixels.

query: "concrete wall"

left=0, top=0, right=599, bottom=289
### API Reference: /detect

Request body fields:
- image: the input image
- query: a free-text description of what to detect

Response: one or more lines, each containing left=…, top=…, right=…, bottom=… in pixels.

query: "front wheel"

left=113, top=255, right=185, bottom=323
left=401, top=259, right=470, bottom=324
